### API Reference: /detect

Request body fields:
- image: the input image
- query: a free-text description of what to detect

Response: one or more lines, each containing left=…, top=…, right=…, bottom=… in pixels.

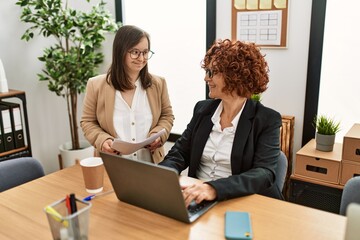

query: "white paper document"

left=111, top=128, right=166, bottom=155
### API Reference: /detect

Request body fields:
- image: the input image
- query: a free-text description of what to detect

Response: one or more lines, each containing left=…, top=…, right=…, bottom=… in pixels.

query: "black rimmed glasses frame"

left=205, top=68, right=217, bottom=79
left=128, top=49, right=154, bottom=60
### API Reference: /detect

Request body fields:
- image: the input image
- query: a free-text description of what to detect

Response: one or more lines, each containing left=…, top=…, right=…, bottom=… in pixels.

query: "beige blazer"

left=81, top=74, right=174, bottom=164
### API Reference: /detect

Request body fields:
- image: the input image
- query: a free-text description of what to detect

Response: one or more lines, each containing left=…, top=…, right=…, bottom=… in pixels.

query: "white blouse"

left=197, top=100, right=246, bottom=181
left=113, top=80, right=153, bottom=162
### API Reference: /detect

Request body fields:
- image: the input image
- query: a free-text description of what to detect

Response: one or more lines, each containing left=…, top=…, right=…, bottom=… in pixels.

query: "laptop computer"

left=100, top=152, right=218, bottom=223
left=344, top=203, right=360, bottom=240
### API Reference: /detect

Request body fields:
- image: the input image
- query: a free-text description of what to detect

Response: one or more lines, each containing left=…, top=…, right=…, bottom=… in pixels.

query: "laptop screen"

left=100, top=152, right=217, bottom=223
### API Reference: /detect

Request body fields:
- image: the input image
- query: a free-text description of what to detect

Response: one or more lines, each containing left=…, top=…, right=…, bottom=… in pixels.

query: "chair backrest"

left=340, top=176, right=360, bottom=215
left=344, top=203, right=360, bottom=240
left=0, top=157, right=45, bottom=192
left=275, top=151, right=288, bottom=192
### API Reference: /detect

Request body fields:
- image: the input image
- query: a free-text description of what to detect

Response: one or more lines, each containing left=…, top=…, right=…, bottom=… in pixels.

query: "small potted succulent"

left=313, top=115, right=341, bottom=151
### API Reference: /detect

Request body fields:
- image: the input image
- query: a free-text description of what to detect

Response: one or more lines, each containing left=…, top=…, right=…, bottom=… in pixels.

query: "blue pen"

left=83, top=194, right=96, bottom=201
left=83, top=190, right=114, bottom=201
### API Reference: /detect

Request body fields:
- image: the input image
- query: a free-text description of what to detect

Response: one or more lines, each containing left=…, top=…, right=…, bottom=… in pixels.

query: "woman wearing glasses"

left=160, top=39, right=283, bottom=206
left=81, top=25, right=174, bottom=163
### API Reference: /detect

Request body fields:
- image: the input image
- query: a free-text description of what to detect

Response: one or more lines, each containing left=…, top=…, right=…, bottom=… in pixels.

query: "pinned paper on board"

left=232, top=0, right=289, bottom=48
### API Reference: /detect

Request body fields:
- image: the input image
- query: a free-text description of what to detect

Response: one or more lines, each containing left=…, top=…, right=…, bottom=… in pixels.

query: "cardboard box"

left=342, top=123, right=360, bottom=162
left=340, top=160, right=360, bottom=185
left=294, top=139, right=342, bottom=184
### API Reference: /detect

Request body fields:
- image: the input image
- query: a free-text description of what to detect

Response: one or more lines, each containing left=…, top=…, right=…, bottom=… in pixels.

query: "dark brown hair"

left=202, top=39, right=269, bottom=98
left=106, top=25, right=152, bottom=91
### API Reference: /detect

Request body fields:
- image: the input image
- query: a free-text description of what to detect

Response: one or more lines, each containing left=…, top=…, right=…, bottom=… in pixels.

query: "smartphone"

left=225, top=211, right=253, bottom=240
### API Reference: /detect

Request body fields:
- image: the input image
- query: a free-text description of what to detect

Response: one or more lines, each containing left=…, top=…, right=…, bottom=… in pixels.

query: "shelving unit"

left=0, top=89, right=32, bottom=161
left=289, top=139, right=343, bottom=213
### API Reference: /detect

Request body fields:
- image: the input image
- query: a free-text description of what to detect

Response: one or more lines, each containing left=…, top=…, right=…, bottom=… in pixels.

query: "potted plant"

left=16, top=0, right=119, bottom=166
left=313, top=115, right=341, bottom=152
left=251, top=93, right=262, bottom=102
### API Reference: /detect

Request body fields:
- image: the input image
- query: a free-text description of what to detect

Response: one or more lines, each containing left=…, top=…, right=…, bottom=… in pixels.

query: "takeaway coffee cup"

left=80, top=157, right=104, bottom=193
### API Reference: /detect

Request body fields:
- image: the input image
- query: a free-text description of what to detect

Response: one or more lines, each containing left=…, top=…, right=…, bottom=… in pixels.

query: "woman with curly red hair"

left=160, top=39, right=283, bottom=206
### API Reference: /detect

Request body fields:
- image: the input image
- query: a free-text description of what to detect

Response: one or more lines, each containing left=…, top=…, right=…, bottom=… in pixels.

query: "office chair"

left=340, top=176, right=360, bottom=215
left=0, top=157, right=45, bottom=192
left=275, top=151, right=288, bottom=192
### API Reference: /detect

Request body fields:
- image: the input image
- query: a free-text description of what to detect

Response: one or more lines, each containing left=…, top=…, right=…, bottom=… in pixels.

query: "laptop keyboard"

left=187, top=200, right=212, bottom=217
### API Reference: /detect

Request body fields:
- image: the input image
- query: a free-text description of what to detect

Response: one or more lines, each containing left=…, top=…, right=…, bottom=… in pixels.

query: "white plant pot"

left=59, top=140, right=94, bottom=168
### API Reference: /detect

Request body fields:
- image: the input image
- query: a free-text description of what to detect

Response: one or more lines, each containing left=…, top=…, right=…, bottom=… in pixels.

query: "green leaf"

left=313, top=115, right=341, bottom=135
left=17, top=0, right=120, bottom=149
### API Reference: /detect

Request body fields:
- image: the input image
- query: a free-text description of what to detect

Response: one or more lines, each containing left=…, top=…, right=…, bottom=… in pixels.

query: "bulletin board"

left=232, top=0, right=289, bottom=48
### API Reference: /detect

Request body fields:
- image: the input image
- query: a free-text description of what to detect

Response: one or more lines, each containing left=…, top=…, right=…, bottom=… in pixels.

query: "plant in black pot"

left=313, top=115, right=341, bottom=152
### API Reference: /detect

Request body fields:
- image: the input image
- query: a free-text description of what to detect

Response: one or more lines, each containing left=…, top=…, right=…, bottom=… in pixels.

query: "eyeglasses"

left=205, top=69, right=217, bottom=78
left=128, top=49, right=154, bottom=60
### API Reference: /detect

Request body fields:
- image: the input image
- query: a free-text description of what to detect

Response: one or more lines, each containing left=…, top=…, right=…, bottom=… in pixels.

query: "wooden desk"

left=0, top=165, right=346, bottom=240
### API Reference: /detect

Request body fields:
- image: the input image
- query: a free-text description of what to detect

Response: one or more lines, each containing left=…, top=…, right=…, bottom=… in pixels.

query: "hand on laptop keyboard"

left=182, top=182, right=217, bottom=208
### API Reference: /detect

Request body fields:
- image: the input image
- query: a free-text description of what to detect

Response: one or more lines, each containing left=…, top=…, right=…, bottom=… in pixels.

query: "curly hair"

left=202, top=39, right=269, bottom=98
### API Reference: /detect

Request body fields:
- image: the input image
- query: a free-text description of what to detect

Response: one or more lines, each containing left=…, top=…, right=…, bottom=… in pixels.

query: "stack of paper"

left=111, top=128, right=166, bottom=155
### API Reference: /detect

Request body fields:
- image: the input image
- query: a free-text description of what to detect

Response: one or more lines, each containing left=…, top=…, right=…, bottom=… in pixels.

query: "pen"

left=69, top=193, right=77, bottom=213
left=45, top=206, right=69, bottom=227
left=69, top=193, right=81, bottom=239
left=83, top=194, right=96, bottom=202
left=83, top=190, right=114, bottom=201
left=65, top=195, right=71, bottom=215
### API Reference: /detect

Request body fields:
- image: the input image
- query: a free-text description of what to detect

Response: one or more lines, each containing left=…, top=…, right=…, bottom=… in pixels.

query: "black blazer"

left=160, top=99, right=283, bottom=200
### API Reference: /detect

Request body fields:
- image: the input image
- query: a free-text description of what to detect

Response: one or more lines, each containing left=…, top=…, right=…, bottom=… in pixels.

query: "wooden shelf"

left=0, top=89, right=32, bottom=161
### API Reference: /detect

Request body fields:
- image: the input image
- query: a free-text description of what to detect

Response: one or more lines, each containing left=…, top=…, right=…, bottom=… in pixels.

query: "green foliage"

left=251, top=93, right=261, bottom=102
left=17, top=0, right=120, bottom=149
left=313, top=115, right=341, bottom=135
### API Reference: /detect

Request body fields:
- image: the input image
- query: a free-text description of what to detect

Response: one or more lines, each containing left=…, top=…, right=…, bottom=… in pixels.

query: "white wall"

left=122, top=0, right=207, bottom=134
left=318, top=0, right=360, bottom=142
left=0, top=0, right=115, bottom=173
left=0, top=0, right=312, bottom=174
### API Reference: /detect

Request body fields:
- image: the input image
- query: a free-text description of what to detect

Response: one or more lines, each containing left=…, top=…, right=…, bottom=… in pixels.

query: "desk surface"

left=0, top=164, right=346, bottom=240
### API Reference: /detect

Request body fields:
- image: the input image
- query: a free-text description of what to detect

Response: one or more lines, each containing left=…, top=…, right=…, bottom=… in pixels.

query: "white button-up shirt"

left=113, top=80, right=153, bottom=162
left=197, top=100, right=246, bottom=181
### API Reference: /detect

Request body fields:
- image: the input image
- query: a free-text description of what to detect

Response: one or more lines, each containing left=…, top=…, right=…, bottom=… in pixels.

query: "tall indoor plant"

left=16, top=0, right=119, bottom=151
left=313, top=115, right=341, bottom=151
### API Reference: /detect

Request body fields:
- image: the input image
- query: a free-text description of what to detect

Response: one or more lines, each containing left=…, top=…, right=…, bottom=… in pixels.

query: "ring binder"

left=0, top=101, right=25, bottom=149
left=0, top=104, right=15, bottom=151
left=0, top=121, right=4, bottom=153
left=0, top=89, right=32, bottom=160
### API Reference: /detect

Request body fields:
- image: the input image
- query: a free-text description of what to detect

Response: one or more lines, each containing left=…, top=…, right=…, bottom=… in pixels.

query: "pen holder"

left=44, top=198, right=92, bottom=240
